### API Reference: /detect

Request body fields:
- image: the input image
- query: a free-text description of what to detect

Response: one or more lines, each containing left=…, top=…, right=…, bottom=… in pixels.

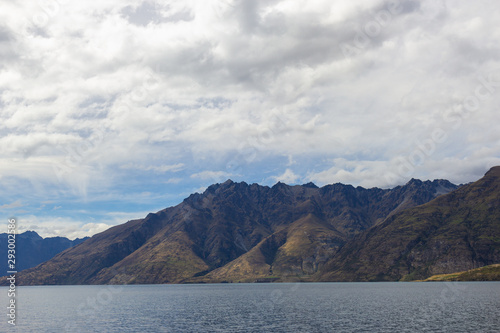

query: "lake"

left=1, top=282, right=499, bottom=332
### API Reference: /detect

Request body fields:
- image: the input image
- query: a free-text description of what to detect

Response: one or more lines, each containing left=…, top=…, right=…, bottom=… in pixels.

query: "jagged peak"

left=203, top=180, right=233, bottom=193
left=184, top=192, right=203, bottom=204
left=214, top=179, right=250, bottom=191
left=430, top=179, right=458, bottom=188
left=18, top=230, right=43, bottom=240
left=272, top=181, right=290, bottom=189
left=302, top=182, right=318, bottom=189
left=407, top=178, right=423, bottom=186
left=402, top=178, right=458, bottom=195
left=328, top=182, right=355, bottom=190
left=431, top=178, right=454, bottom=184
left=199, top=179, right=252, bottom=197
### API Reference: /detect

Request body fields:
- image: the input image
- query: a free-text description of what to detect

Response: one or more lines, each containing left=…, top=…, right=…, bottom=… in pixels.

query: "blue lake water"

left=1, top=282, right=499, bottom=332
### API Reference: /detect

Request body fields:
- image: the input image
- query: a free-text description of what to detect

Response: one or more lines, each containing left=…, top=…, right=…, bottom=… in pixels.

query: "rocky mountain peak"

left=302, top=182, right=319, bottom=189
left=221, top=179, right=235, bottom=186
left=203, top=179, right=242, bottom=195
left=18, top=230, right=43, bottom=240
left=485, top=166, right=500, bottom=178
left=7, top=167, right=499, bottom=285
left=271, top=181, right=288, bottom=188
left=407, top=178, right=423, bottom=186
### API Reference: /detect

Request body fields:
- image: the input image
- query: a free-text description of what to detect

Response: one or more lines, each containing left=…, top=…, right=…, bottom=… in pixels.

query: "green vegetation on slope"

left=422, top=264, right=500, bottom=281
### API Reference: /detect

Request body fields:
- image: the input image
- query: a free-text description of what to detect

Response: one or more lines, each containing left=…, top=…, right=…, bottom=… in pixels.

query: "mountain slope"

left=422, top=264, right=500, bottom=281
left=198, top=213, right=343, bottom=282
left=318, top=166, right=500, bottom=282
left=0, top=231, right=87, bottom=274
left=12, top=213, right=169, bottom=284
left=6, top=177, right=458, bottom=285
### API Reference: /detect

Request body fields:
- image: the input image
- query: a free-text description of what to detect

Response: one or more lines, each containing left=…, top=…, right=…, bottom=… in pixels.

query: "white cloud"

left=15, top=209, right=155, bottom=239
left=273, top=168, right=300, bottom=185
left=191, top=170, right=232, bottom=182
left=192, top=186, right=208, bottom=194
left=14, top=215, right=111, bottom=240
left=0, top=200, right=24, bottom=210
left=121, top=163, right=185, bottom=173
left=1, top=0, right=500, bottom=236
left=165, top=177, right=182, bottom=184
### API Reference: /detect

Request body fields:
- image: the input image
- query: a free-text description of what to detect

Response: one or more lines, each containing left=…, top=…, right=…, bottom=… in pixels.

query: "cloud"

left=14, top=215, right=112, bottom=240
left=165, top=177, right=182, bottom=184
left=1, top=0, right=500, bottom=237
left=15, top=209, right=154, bottom=240
left=0, top=200, right=24, bottom=210
left=273, top=168, right=300, bottom=184
left=121, top=163, right=185, bottom=173
left=122, top=1, right=194, bottom=26
left=191, top=170, right=232, bottom=182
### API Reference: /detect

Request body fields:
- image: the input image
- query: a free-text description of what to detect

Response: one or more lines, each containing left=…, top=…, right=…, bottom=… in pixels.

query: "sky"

left=1, top=0, right=499, bottom=239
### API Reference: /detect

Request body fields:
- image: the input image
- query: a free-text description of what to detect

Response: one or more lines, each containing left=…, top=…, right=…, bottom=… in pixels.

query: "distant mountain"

left=0, top=231, right=88, bottom=275
left=4, top=174, right=460, bottom=285
left=318, top=166, right=500, bottom=281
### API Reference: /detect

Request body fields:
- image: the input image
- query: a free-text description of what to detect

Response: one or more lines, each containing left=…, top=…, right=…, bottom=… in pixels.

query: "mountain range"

left=318, top=166, right=500, bottom=281
left=0, top=231, right=87, bottom=274
left=4, top=166, right=500, bottom=285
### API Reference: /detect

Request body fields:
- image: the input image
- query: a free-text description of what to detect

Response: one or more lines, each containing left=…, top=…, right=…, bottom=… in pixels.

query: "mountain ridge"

left=2, top=173, right=466, bottom=285
left=317, top=166, right=500, bottom=281
left=0, top=231, right=88, bottom=275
